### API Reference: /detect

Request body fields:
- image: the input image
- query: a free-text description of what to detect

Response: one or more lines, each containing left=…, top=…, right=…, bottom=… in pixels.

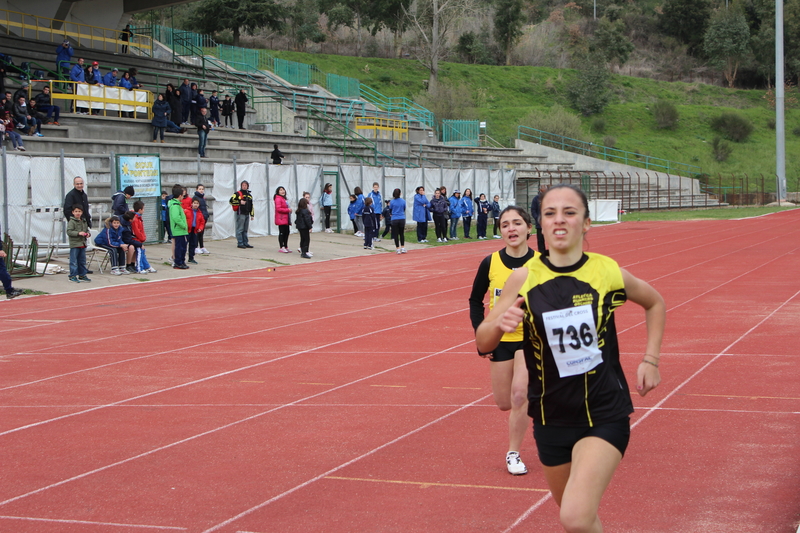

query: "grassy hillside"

left=266, top=49, right=799, bottom=192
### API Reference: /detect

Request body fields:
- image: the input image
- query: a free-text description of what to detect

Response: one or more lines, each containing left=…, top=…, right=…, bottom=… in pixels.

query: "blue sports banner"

left=117, top=154, right=161, bottom=197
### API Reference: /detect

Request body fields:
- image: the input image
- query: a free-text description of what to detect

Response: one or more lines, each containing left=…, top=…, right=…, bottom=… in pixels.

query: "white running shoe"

left=493, top=235, right=502, bottom=239
left=195, top=247, right=202, bottom=255
left=506, top=451, right=528, bottom=475
left=201, top=248, right=210, bottom=254
left=443, top=238, right=448, bottom=242
left=437, top=238, right=442, bottom=242
left=400, top=247, right=407, bottom=253
left=396, top=249, right=402, bottom=254
left=112, top=268, right=122, bottom=276
left=147, top=267, right=158, bottom=273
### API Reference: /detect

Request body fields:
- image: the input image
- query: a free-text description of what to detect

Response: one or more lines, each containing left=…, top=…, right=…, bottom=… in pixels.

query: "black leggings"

left=323, top=206, right=331, bottom=229
left=197, top=228, right=205, bottom=248
left=433, top=213, right=447, bottom=240
left=278, top=224, right=289, bottom=248
left=391, top=219, right=406, bottom=247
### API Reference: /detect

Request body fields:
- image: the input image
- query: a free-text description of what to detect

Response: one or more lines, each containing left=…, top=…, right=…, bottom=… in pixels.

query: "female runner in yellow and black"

left=476, top=184, right=665, bottom=533
left=469, top=205, right=537, bottom=475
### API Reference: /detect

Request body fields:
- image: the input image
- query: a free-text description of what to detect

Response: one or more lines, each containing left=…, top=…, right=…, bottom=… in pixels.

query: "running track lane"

left=0, top=210, right=797, bottom=532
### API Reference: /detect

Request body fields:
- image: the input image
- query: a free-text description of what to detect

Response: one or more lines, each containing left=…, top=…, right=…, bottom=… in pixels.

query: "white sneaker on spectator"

left=147, top=267, right=158, bottom=273
left=195, top=248, right=202, bottom=255
left=506, top=451, right=528, bottom=475
left=201, top=248, right=210, bottom=254
left=400, top=247, right=407, bottom=253
left=112, top=268, right=122, bottom=276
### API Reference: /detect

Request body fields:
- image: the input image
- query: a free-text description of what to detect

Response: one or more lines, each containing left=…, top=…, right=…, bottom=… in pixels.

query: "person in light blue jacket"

left=460, top=188, right=475, bottom=238
left=320, top=183, right=334, bottom=232
left=412, top=186, right=431, bottom=243
left=366, top=182, right=383, bottom=241
left=102, top=68, right=118, bottom=87
left=449, top=190, right=463, bottom=240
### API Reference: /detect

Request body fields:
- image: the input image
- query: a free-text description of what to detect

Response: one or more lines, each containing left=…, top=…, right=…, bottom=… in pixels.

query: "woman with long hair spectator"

left=429, top=188, right=449, bottom=242
left=389, top=188, right=407, bottom=254
left=274, top=186, right=292, bottom=253
left=413, top=186, right=431, bottom=243
left=461, top=188, right=475, bottom=238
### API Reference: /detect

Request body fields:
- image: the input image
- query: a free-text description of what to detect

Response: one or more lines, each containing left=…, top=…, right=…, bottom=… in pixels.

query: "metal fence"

left=442, top=120, right=480, bottom=147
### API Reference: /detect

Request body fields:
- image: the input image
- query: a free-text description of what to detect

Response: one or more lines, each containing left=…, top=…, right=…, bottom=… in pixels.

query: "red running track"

left=0, top=209, right=798, bottom=533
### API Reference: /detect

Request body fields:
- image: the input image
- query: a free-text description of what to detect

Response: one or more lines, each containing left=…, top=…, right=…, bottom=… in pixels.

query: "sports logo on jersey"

left=573, top=293, right=593, bottom=307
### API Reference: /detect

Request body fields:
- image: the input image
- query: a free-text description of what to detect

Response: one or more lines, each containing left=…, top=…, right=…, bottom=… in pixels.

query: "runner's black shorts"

left=533, top=417, right=631, bottom=467
left=490, top=340, right=525, bottom=363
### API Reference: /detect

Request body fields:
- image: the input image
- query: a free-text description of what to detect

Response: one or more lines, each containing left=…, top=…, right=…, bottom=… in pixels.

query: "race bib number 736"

left=542, top=304, right=602, bottom=377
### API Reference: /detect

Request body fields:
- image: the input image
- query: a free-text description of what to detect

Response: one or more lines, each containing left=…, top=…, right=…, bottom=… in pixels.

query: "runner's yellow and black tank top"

left=489, top=251, right=537, bottom=342
left=519, top=252, right=633, bottom=427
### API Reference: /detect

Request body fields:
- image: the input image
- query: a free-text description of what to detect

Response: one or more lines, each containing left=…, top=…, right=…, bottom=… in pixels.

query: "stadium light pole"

left=776, top=0, right=787, bottom=200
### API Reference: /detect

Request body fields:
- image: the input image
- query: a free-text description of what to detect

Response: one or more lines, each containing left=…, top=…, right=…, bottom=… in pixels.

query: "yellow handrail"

left=0, top=9, right=152, bottom=54
left=354, top=117, right=409, bottom=141
left=29, top=79, right=153, bottom=119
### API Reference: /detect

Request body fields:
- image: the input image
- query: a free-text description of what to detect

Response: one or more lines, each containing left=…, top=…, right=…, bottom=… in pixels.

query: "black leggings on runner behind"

left=391, top=219, right=406, bottom=247
left=323, top=206, right=331, bottom=229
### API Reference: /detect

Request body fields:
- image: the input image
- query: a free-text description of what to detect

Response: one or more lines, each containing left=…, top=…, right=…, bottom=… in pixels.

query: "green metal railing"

left=443, top=119, right=480, bottom=146
left=307, top=106, right=415, bottom=167
left=517, top=126, right=702, bottom=177
left=327, top=73, right=360, bottom=99
left=360, top=84, right=434, bottom=128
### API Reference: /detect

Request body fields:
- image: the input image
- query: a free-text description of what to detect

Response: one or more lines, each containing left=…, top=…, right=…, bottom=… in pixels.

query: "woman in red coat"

left=274, top=186, right=292, bottom=253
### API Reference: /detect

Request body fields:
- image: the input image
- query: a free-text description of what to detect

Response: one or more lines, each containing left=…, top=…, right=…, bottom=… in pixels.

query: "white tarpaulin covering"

left=212, top=162, right=323, bottom=238
left=76, top=84, right=148, bottom=114
left=588, top=199, right=620, bottom=222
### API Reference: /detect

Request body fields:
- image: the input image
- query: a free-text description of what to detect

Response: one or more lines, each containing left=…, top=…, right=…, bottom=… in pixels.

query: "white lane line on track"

left=0, top=335, right=476, bottom=509
left=503, top=287, right=800, bottom=532
left=0, top=280, right=474, bottom=393
left=200, top=390, right=493, bottom=533
left=0, top=515, right=186, bottom=530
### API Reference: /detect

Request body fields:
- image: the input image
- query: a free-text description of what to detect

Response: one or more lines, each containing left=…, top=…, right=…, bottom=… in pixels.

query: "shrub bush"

left=710, top=112, right=754, bottom=142
left=767, top=118, right=776, bottom=130
left=711, top=136, right=733, bottom=161
left=792, top=125, right=800, bottom=136
left=653, top=100, right=679, bottom=130
left=602, top=135, right=617, bottom=148
left=591, top=118, right=606, bottom=133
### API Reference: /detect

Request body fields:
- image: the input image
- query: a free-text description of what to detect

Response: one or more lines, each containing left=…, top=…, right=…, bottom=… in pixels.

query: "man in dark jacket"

left=195, top=106, right=211, bottom=158
left=179, top=78, right=191, bottom=124
left=270, top=144, right=283, bottom=165
left=529, top=185, right=547, bottom=254
left=229, top=180, right=254, bottom=248
left=64, top=176, right=91, bottom=228
left=33, top=86, right=60, bottom=125
left=234, top=88, right=248, bottom=129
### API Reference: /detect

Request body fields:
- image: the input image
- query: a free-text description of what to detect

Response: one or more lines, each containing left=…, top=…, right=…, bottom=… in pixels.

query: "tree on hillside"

left=321, top=0, right=375, bottom=56
left=703, top=8, right=750, bottom=88
left=285, top=0, right=326, bottom=51
left=592, top=15, right=634, bottom=67
left=659, top=0, right=711, bottom=54
left=367, top=0, right=414, bottom=57
left=405, top=0, right=476, bottom=89
left=494, top=0, right=525, bottom=66
left=746, top=0, right=800, bottom=81
left=569, top=52, right=611, bottom=115
left=184, top=0, right=285, bottom=46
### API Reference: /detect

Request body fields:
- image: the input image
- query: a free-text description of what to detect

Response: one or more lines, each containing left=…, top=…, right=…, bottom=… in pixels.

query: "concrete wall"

left=515, top=138, right=701, bottom=194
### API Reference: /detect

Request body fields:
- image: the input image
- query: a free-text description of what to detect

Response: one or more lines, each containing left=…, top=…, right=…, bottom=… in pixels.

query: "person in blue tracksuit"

left=352, top=187, right=365, bottom=236
left=102, top=68, right=118, bottom=87
left=449, top=190, right=463, bottom=240
left=460, top=188, right=475, bottom=238
left=413, top=186, right=431, bottom=243
left=389, top=188, right=407, bottom=253
left=366, top=182, right=383, bottom=241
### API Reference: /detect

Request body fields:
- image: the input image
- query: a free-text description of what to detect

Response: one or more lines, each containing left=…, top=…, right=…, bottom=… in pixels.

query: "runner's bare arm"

left=475, top=268, right=527, bottom=354
left=621, top=268, right=665, bottom=397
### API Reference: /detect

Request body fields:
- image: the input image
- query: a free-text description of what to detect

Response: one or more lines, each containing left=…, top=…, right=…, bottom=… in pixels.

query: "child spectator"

left=111, top=186, right=134, bottom=216
left=94, top=215, right=128, bottom=275
left=297, top=191, right=314, bottom=255
left=66, top=204, right=91, bottom=282
left=193, top=184, right=210, bottom=255
left=491, top=194, right=502, bottom=238
left=221, top=94, right=234, bottom=128
left=274, top=186, right=292, bottom=253
left=363, top=197, right=377, bottom=250
left=130, top=201, right=156, bottom=273
left=476, top=193, right=490, bottom=239
left=168, top=184, right=189, bottom=269
left=352, top=186, right=365, bottom=237
left=381, top=200, right=392, bottom=239
left=208, top=90, right=220, bottom=126
left=160, top=190, right=169, bottom=242
left=120, top=211, right=139, bottom=273
left=321, top=183, right=333, bottom=233
left=1, top=111, right=24, bottom=151
left=184, top=197, right=206, bottom=265
left=295, top=197, right=313, bottom=259
left=347, top=194, right=357, bottom=235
